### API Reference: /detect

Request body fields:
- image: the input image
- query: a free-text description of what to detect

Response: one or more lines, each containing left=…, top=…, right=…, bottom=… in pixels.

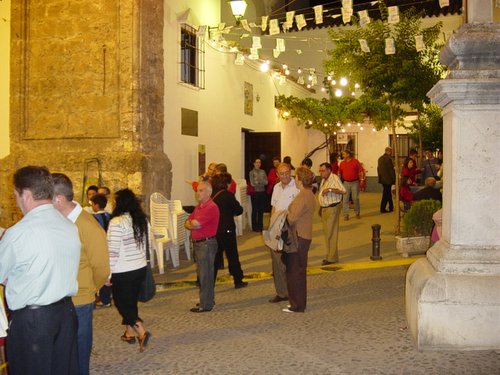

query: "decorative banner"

left=342, top=7, right=353, bottom=23
left=197, top=25, right=207, bottom=37
left=249, top=22, right=258, bottom=28
left=415, top=35, right=425, bottom=52
left=240, top=19, right=251, bottom=32
left=387, top=6, right=400, bottom=24
left=269, top=19, right=280, bottom=35
left=249, top=48, right=259, bottom=60
left=296, top=49, right=302, bottom=54
left=342, top=0, right=353, bottom=8
left=295, top=14, right=307, bottom=30
left=279, top=75, right=287, bottom=85
left=359, top=39, right=370, bottom=53
left=284, top=11, right=295, bottom=30
left=235, top=53, right=244, bottom=65
left=218, top=23, right=225, bottom=31
left=261, top=16, right=269, bottom=31
left=240, top=34, right=250, bottom=39
left=370, top=0, right=379, bottom=5
left=252, top=36, right=262, bottom=49
left=273, top=49, right=281, bottom=58
left=276, top=38, right=286, bottom=52
left=297, top=76, right=305, bottom=85
left=222, top=26, right=233, bottom=34
left=385, top=38, right=395, bottom=55
left=439, top=0, right=449, bottom=7
left=358, top=10, right=370, bottom=27
left=314, top=5, right=323, bottom=24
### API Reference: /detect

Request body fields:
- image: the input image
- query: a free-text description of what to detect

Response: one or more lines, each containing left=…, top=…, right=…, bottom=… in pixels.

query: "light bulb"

left=340, top=77, right=348, bottom=86
left=335, top=89, right=342, bottom=97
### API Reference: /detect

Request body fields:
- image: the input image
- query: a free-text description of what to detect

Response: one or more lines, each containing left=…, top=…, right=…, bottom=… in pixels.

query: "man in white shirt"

left=0, top=166, right=81, bottom=375
left=318, top=162, right=346, bottom=265
left=267, top=163, right=300, bottom=303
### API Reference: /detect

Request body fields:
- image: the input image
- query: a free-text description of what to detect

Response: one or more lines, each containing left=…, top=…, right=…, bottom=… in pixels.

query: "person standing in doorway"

left=377, top=147, right=396, bottom=213
left=0, top=166, right=81, bottom=375
left=318, top=163, right=346, bottom=265
left=249, top=158, right=268, bottom=232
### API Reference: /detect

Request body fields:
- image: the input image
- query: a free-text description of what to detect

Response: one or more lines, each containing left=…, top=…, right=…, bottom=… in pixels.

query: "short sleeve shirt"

left=189, top=199, right=220, bottom=240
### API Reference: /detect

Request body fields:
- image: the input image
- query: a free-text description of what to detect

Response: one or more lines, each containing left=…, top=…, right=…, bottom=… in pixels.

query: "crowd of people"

left=377, top=147, right=443, bottom=213
left=0, top=149, right=444, bottom=373
left=0, top=166, right=155, bottom=375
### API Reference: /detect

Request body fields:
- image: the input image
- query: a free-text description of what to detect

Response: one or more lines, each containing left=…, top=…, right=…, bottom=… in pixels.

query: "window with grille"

left=180, top=24, right=205, bottom=89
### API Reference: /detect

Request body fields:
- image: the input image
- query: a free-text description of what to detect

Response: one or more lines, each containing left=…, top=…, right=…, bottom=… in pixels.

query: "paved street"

left=91, top=193, right=500, bottom=374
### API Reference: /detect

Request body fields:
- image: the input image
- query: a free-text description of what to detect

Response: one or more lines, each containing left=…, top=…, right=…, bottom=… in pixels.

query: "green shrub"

left=402, top=199, right=442, bottom=237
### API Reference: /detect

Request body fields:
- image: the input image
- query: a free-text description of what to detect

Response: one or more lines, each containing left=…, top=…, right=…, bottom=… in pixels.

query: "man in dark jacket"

left=377, top=147, right=396, bottom=213
left=211, top=172, right=248, bottom=289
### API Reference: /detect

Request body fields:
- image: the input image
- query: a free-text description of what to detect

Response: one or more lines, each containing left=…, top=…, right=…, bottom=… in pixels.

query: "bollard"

left=370, top=224, right=382, bottom=260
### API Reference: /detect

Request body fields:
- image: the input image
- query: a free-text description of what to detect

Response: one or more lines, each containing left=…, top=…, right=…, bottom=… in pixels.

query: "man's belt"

left=24, top=296, right=72, bottom=311
left=322, top=201, right=341, bottom=208
left=192, top=236, right=216, bottom=243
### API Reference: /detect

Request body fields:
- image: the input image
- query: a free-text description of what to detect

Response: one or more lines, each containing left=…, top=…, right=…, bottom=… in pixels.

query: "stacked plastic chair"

left=149, top=192, right=173, bottom=274
left=166, top=199, right=191, bottom=266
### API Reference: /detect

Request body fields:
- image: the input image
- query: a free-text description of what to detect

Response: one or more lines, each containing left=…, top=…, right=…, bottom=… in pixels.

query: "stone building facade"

left=0, top=0, right=170, bottom=227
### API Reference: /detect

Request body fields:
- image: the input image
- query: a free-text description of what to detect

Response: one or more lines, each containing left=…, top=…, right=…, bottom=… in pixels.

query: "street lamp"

left=229, top=0, right=248, bottom=24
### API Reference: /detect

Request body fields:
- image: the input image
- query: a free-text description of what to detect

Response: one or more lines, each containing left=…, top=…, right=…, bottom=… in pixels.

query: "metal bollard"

left=370, top=224, right=382, bottom=260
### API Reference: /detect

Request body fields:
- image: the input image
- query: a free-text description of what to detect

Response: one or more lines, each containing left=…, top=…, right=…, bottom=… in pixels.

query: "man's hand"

left=184, top=219, right=201, bottom=230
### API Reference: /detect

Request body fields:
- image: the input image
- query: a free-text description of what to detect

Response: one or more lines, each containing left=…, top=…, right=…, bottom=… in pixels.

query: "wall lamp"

left=229, top=0, right=248, bottom=24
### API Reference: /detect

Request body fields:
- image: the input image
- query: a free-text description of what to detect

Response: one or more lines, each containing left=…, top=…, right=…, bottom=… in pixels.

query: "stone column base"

left=406, top=242, right=500, bottom=350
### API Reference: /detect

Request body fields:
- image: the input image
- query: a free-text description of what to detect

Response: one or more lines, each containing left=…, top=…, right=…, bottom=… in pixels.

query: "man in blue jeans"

left=52, top=173, right=110, bottom=375
left=185, top=181, right=220, bottom=313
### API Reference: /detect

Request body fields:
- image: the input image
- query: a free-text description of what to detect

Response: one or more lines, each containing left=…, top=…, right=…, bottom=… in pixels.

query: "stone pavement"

left=90, top=193, right=500, bottom=374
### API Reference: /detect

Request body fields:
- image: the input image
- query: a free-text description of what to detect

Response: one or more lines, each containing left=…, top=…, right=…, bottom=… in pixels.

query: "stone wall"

left=0, top=0, right=170, bottom=227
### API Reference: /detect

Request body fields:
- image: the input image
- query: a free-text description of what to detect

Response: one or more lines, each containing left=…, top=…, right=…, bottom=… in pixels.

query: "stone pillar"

left=0, top=0, right=170, bottom=227
left=405, top=20, right=500, bottom=349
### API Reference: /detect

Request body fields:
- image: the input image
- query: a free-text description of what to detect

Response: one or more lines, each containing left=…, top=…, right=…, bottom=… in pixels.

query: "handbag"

left=138, top=230, right=156, bottom=302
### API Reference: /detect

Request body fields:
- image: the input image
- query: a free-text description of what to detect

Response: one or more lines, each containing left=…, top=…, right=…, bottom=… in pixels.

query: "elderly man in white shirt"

left=0, top=166, right=81, bottom=375
left=318, top=162, right=346, bottom=265
left=267, top=163, right=300, bottom=303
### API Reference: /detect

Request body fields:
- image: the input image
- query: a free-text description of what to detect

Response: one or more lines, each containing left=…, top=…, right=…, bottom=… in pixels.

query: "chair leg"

left=183, top=238, right=191, bottom=260
left=156, top=242, right=165, bottom=274
left=169, top=245, right=180, bottom=268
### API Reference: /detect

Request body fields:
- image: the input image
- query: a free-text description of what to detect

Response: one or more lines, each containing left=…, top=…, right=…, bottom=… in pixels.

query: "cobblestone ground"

left=91, top=267, right=500, bottom=374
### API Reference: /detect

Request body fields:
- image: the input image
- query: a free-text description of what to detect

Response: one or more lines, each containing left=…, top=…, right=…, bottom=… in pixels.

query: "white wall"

left=164, top=0, right=314, bottom=205
left=0, top=0, right=10, bottom=158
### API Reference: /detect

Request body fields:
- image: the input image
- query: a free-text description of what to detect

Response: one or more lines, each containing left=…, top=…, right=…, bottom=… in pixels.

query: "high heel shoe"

left=120, top=333, right=136, bottom=344
left=138, top=331, right=151, bottom=352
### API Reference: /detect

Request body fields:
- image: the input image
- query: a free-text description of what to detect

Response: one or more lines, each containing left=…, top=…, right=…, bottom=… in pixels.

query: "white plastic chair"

left=166, top=199, right=191, bottom=266
left=149, top=192, right=173, bottom=274
left=235, top=179, right=251, bottom=235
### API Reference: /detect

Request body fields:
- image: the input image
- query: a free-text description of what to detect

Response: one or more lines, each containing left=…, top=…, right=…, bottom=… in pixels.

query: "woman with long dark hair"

left=107, top=188, right=152, bottom=352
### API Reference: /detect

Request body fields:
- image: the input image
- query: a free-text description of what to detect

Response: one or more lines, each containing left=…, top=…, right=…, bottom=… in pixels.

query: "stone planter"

left=396, top=235, right=431, bottom=258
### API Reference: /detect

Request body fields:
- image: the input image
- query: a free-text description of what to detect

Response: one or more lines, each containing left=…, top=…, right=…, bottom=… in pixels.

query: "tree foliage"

left=409, top=103, right=443, bottom=150
left=324, top=4, right=444, bottom=113
left=322, top=2, right=445, bottom=233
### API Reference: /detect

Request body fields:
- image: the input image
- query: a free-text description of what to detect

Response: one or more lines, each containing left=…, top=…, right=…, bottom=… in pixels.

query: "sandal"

left=120, top=333, right=136, bottom=344
left=138, top=331, right=151, bottom=352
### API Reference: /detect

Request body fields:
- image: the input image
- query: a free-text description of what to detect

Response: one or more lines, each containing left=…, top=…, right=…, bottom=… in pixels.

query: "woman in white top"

left=108, top=188, right=152, bottom=352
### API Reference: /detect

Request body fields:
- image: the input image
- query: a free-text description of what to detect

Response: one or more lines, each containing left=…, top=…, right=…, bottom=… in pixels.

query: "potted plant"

left=396, top=199, right=442, bottom=257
